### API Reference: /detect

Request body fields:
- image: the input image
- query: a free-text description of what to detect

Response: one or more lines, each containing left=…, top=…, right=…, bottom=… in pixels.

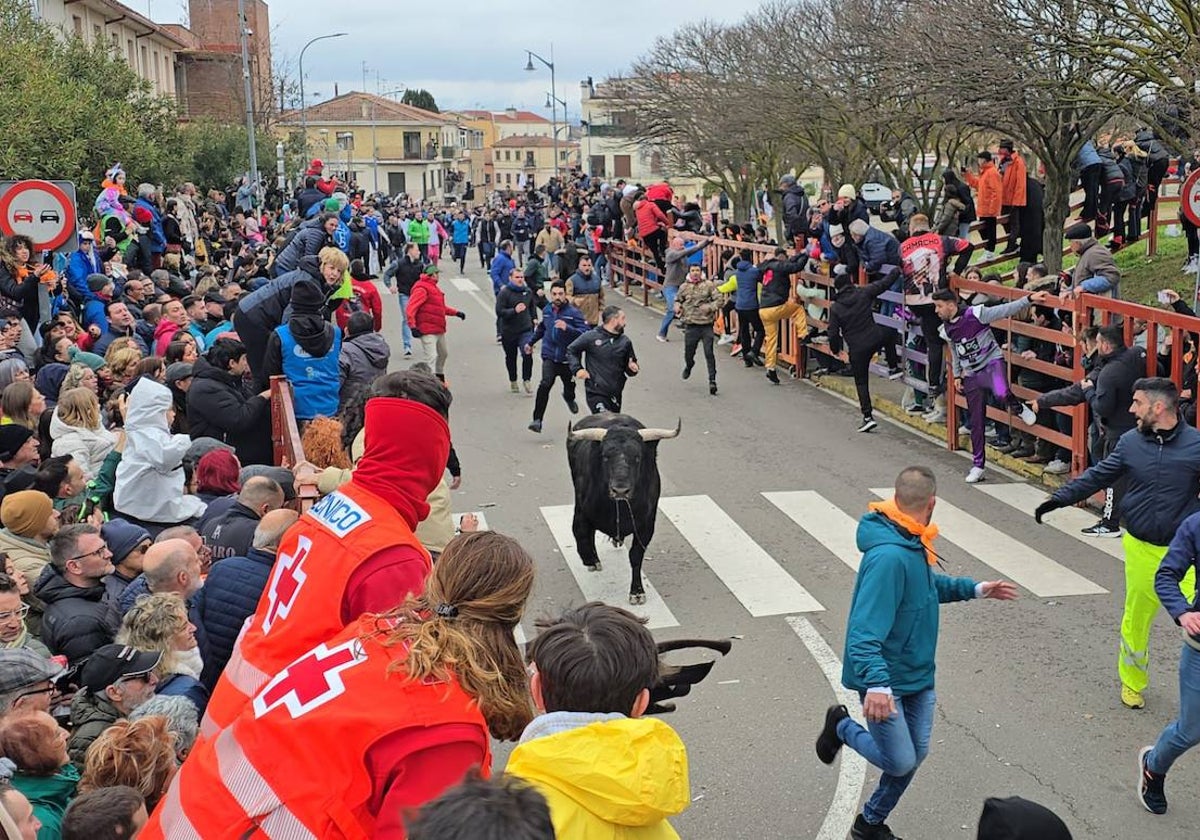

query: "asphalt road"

left=375, top=262, right=1195, bottom=840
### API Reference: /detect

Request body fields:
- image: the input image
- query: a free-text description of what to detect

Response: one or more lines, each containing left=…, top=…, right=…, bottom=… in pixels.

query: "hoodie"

left=506, top=714, right=689, bottom=839
left=339, top=331, right=391, bottom=393
left=153, top=317, right=184, bottom=356
left=842, top=511, right=977, bottom=695
left=113, top=378, right=206, bottom=523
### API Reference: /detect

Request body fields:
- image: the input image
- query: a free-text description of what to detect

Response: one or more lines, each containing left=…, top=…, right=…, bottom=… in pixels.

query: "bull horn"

left=637, top=419, right=682, bottom=442
left=567, top=422, right=608, bottom=442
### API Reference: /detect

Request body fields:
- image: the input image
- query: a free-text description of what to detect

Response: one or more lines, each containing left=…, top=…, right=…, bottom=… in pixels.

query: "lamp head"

left=524, top=54, right=536, bottom=72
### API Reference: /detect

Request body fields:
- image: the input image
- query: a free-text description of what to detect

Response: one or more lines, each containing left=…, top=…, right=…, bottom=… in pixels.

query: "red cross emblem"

left=252, top=638, right=366, bottom=719
left=262, top=536, right=312, bottom=634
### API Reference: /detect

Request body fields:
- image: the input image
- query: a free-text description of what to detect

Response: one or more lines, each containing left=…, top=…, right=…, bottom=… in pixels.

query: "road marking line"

left=659, top=495, right=824, bottom=616
left=457, top=511, right=526, bottom=645
left=539, top=504, right=680, bottom=629
left=869, top=488, right=1108, bottom=597
left=449, top=276, right=479, bottom=292
left=786, top=616, right=866, bottom=840
left=973, top=482, right=1125, bottom=561
left=763, top=491, right=863, bottom=571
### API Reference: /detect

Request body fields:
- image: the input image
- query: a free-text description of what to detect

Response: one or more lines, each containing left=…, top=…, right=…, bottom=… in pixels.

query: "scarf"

left=1, top=623, right=29, bottom=649
left=868, top=498, right=939, bottom=566
left=173, top=645, right=205, bottom=680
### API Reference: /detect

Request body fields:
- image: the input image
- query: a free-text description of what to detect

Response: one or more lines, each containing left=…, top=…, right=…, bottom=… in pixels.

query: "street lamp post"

left=237, top=0, right=259, bottom=200
left=546, top=90, right=568, bottom=174
left=299, top=32, right=348, bottom=169
left=524, top=45, right=558, bottom=181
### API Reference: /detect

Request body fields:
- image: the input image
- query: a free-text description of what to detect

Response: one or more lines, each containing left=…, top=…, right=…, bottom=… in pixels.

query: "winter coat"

left=339, top=331, right=390, bottom=397
left=199, top=500, right=261, bottom=564
left=781, top=184, right=811, bottom=238
left=635, top=199, right=670, bottom=238
left=34, top=564, right=119, bottom=665
left=489, top=249, right=516, bottom=294
left=675, top=277, right=722, bottom=325
left=827, top=276, right=895, bottom=356
left=114, top=378, right=206, bottom=523
left=1040, top=345, right=1145, bottom=435
left=531, top=301, right=588, bottom=362
left=495, top=282, right=536, bottom=337
left=193, top=546, right=275, bottom=690
left=135, top=198, right=166, bottom=254
left=757, top=256, right=807, bottom=309
left=1000, top=152, right=1028, bottom=206
left=0, top=263, right=40, bottom=328
left=92, top=323, right=149, bottom=357
left=66, top=248, right=103, bottom=304
left=334, top=279, right=383, bottom=333
left=406, top=275, right=460, bottom=336
left=934, top=196, right=966, bottom=235
left=1019, top=177, right=1046, bottom=262
left=567, top=326, right=637, bottom=397
left=1070, top=238, right=1121, bottom=296
left=842, top=511, right=977, bottom=695
left=506, top=716, right=689, bottom=840
left=1117, top=155, right=1137, bottom=203
left=235, top=257, right=329, bottom=331
left=975, top=162, right=1003, bottom=218
left=1135, top=128, right=1170, bottom=165
left=157, top=671, right=209, bottom=717
left=565, top=270, right=604, bottom=326
left=10, top=766, right=79, bottom=840
left=1051, top=422, right=1200, bottom=546
left=49, top=410, right=117, bottom=478
left=732, top=260, right=761, bottom=310
left=273, top=219, right=331, bottom=275
left=853, top=226, right=902, bottom=275
left=185, top=357, right=272, bottom=466
left=67, top=691, right=121, bottom=767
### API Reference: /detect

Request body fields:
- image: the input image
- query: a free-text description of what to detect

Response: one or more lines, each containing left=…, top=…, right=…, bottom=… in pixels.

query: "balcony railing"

left=441, top=145, right=457, bottom=159
left=587, top=124, right=630, bottom=137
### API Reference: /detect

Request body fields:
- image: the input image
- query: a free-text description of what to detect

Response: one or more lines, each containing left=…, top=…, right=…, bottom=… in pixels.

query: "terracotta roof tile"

left=280, top=91, right=452, bottom=124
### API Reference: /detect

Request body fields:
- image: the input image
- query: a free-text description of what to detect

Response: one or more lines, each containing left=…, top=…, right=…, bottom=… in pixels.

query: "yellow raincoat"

left=506, top=717, right=690, bottom=839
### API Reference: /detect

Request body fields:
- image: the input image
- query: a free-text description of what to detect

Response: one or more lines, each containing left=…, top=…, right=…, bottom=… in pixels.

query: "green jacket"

left=407, top=219, right=431, bottom=245
left=11, top=765, right=79, bottom=840
left=842, top=512, right=977, bottom=696
left=67, top=692, right=121, bottom=769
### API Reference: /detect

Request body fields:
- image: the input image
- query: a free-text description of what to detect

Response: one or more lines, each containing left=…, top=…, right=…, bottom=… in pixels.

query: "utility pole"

left=237, top=0, right=259, bottom=200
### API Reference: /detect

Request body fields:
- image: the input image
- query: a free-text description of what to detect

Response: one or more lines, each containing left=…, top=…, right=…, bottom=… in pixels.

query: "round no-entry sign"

left=1182, top=169, right=1200, bottom=227
left=0, top=180, right=77, bottom=252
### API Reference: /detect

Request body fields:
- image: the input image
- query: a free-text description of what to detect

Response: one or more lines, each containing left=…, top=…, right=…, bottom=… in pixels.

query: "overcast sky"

left=161, top=0, right=764, bottom=115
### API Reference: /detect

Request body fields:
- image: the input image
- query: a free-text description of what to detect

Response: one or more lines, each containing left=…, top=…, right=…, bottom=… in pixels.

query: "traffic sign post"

left=0, top=180, right=78, bottom=258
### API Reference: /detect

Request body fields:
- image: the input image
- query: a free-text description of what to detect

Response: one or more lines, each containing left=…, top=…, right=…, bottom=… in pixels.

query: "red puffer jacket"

left=406, top=274, right=460, bottom=336
left=635, top=199, right=670, bottom=238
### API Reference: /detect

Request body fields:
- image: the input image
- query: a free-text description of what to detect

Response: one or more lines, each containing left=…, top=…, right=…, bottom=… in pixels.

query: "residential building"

left=35, top=0, right=186, bottom=98
left=278, top=92, right=478, bottom=200
left=493, top=136, right=580, bottom=192
left=460, top=108, right=553, bottom=141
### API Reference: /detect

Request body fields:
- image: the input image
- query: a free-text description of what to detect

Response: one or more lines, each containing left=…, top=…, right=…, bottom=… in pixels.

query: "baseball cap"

left=0, top=648, right=65, bottom=695
left=79, top=644, right=162, bottom=693
left=78, top=230, right=95, bottom=242
left=202, top=291, right=226, bottom=306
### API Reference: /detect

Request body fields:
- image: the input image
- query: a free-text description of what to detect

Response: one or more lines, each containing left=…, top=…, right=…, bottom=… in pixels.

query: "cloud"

left=162, top=0, right=764, bottom=110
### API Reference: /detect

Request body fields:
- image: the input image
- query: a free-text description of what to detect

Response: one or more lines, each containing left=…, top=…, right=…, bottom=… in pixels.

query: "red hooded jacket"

left=406, top=273, right=460, bottom=336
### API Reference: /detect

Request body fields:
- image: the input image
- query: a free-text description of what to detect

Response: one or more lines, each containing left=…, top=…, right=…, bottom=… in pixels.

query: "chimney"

left=580, top=80, right=591, bottom=101
left=505, top=106, right=518, bottom=119
left=361, top=101, right=370, bottom=119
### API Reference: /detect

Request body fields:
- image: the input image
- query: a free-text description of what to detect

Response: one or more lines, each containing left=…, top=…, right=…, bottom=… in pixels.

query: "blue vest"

left=275, top=324, right=341, bottom=420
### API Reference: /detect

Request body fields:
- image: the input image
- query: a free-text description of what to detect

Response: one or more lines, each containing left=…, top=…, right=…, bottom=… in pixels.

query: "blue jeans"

left=398, top=294, right=412, bottom=350
left=1146, top=643, right=1200, bottom=775
left=659, top=285, right=678, bottom=337
left=837, top=689, right=936, bottom=824
left=958, top=222, right=971, bottom=239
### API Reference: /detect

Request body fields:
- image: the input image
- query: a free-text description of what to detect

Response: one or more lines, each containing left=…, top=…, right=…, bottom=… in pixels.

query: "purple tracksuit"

left=939, top=297, right=1033, bottom=467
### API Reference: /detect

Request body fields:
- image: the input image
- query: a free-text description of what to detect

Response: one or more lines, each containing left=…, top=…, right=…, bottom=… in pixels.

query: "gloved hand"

left=1034, top=499, right=1062, bottom=524
left=455, top=311, right=467, bottom=320
left=410, top=326, right=423, bottom=338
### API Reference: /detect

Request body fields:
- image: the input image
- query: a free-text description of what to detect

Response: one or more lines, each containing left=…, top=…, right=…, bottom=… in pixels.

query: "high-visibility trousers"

left=1120, top=533, right=1196, bottom=692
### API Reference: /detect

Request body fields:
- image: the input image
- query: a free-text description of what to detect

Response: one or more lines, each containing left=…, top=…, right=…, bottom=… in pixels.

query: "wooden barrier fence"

left=269, top=375, right=320, bottom=510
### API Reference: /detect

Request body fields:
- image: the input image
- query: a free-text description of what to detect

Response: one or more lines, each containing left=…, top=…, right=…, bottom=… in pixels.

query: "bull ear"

left=637, top=419, right=682, bottom=442
left=567, top=422, right=608, bottom=442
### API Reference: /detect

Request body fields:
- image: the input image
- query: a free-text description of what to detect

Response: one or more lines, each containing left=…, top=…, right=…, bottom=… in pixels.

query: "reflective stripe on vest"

left=199, top=646, right=272, bottom=737
left=276, top=323, right=341, bottom=420
left=156, top=773, right=204, bottom=840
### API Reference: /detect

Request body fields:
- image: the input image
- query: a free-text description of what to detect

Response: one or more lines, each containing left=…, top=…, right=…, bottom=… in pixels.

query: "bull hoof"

left=585, top=562, right=602, bottom=572
left=629, top=592, right=647, bottom=605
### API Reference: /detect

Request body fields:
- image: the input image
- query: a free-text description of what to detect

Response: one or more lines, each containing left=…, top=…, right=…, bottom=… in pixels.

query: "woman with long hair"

left=49, top=388, right=115, bottom=479
left=0, top=359, right=30, bottom=393
left=117, top=592, right=209, bottom=715
left=1, top=382, right=45, bottom=430
left=77, top=717, right=178, bottom=815
left=0, top=234, right=53, bottom=356
left=145, top=531, right=536, bottom=839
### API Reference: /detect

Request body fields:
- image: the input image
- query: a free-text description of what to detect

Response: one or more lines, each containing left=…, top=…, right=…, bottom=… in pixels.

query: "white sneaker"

left=1182, top=256, right=1198, bottom=273
left=717, top=334, right=735, bottom=346
left=981, top=251, right=995, bottom=262
left=965, top=466, right=986, bottom=483
left=1019, top=405, right=1038, bottom=426
left=923, top=407, right=947, bottom=423
left=958, top=424, right=971, bottom=435
left=1044, top=458, right=1070, bottom=475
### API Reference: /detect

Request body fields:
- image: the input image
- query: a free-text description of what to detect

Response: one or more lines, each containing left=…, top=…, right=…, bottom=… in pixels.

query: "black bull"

left=566, top=413, right=681, bottom=604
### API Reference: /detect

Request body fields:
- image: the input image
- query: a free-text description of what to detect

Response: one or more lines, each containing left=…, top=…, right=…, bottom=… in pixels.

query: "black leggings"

left=721, top=299, right=737, bottom=335
left=908, top=304, right=945, bottom=393
left=501, top=335, right=533, bottom=382
left=849, top=332, right=900, bottom=418
left=736, top=308, right=763, bottom=361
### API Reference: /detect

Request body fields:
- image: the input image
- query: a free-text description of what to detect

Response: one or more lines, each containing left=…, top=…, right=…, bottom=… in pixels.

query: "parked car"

left=859, top=182, right=893, bottom=214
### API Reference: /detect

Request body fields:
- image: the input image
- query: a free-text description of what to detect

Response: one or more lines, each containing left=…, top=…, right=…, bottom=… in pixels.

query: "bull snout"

left=608, top=484, right=633, bottom=500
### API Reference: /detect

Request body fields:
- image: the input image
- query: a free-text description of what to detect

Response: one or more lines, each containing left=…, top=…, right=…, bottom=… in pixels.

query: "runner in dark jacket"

left=567, top=306, right=638, bottom=413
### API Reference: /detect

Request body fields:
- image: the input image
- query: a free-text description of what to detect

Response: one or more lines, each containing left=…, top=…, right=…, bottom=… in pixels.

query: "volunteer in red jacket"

left=406, top=265, right=465, bottom=380
left=202, top=369, right=453, bottom=736
left=145, top=531, right=536, bottom=840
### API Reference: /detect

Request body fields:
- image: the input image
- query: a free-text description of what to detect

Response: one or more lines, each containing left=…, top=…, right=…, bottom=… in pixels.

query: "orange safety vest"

left=145, top=617, right=491, bottom=839
left=203, top=481, right=431, bottom=737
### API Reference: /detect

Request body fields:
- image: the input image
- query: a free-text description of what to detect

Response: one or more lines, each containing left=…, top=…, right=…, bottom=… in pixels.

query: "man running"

left=1036, top=378, right=1200, bottom=709
left=527, top=282, right=587, bottom=433
left=816, top=465, right=1016, bottom=840
left=674, top=263, right=722, bottom=395
left=930, top=288, right=1046, bottom=483
left=567, top=306, right=638, bottom=414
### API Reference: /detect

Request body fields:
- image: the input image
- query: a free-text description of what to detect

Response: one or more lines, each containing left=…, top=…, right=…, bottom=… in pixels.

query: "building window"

left=152, top=51, right=160, bottom=87
left=614, top=155, right=632, bottom=178
left=495, top=150, right=501, bottom=161
left=127, top=40, right=135, bottom=66
left=560, top=151, right=567, bottom=161
left=141, top=46, right=148, bottom=76
left=505, top=150, right=511, bottom=161
left=72, top=15, right=83, bottom=36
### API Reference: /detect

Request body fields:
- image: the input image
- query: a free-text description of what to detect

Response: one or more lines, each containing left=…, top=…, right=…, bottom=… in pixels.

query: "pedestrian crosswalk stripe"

left=973, top=483, right=1126, bottom=561
left=539, top=505, right=681, bottom=629
left=449, top=277, right=479, bottom=293
left=458, top=511, right=527, bottom=645
left=762, top=491, right=863, bottom=572
left=870, top=489, right=1109, bottom=597
left=659, top=495, right=825, bottom=616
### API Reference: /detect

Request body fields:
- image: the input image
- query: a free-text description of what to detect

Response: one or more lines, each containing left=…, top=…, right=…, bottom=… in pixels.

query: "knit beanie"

left=86, top=273, right=111, bottom=292
left=0, top=425, right=34, bottom=462
left=1, top=491, right=54, bottom=538
left=323, top=198, right=341, bottom=212
left=290, top=280, right=325, bottom=315
left=67, top=348, right=107, bottom=371
left=837, top=184, right=857, bottom=200
left=101, top=519, right=152, bottom=565
left=977, top=796, right=1072, bottom=840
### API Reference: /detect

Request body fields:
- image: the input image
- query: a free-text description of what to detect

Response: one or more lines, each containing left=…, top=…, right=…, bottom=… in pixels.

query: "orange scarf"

left=868, top=499, right=939, bottom=566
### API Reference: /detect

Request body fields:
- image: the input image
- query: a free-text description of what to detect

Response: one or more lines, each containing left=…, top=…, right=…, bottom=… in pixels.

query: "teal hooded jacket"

left=841, top=511, right=977, bottom=695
